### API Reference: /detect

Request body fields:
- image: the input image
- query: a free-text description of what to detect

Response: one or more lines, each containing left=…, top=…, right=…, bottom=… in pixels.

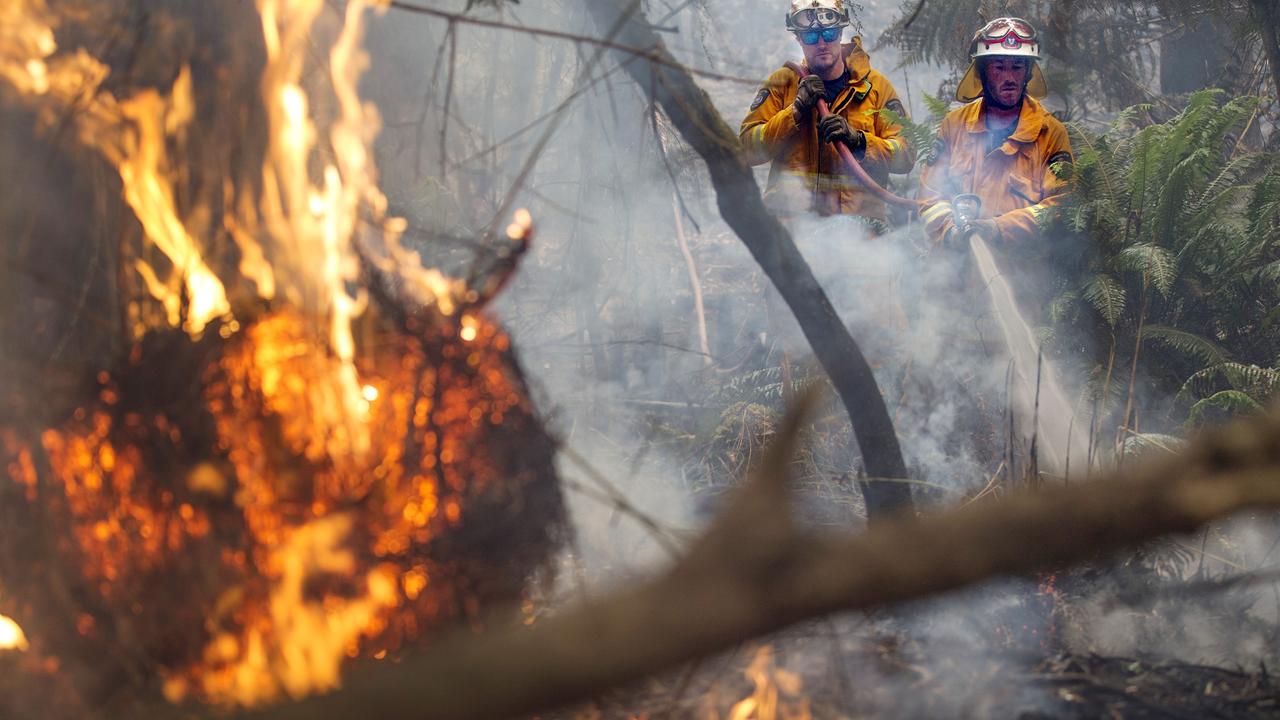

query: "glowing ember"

left=0, top=615, right=27, bottom=651
left=0, top=0, right=563, bottom=712
left=507, top=207, right=533, bottom=240
left=726, top=646, right=812, bottom=720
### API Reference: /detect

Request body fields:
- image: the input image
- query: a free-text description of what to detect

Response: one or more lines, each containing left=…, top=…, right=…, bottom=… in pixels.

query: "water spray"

left=782, top=62, right=1088, bottom=481
left=952, top=196, right=1090, bottom=481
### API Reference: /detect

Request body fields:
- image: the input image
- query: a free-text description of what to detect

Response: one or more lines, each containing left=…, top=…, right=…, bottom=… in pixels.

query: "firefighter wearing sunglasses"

left=918, top=17, right=1074, bottom=245
left=739, top=0, right=914, bottom=226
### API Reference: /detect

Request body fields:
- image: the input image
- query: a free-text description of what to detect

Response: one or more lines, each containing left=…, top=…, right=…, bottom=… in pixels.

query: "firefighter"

left=740, top=0, right=914, bottom=227
left=918, top=17, right=1073, bottom=245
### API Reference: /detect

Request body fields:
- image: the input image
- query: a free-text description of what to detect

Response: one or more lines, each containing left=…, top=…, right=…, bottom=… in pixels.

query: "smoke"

left=355, top=0, right=1280, bottom=714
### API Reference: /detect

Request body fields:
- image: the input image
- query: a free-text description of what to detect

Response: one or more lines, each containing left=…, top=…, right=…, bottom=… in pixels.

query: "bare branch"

left=239, top=403, right=1280, bottom=720
left=672, top=192, right=711, bottom=366
left=383, top=0, right=760, bottom=85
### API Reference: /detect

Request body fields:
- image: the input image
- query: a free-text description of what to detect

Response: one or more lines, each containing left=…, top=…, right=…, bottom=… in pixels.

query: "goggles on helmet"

left=786, top=7, right=847, bottom=30
left=796, top=26, right=842, bottom=44
left=974, top=17, right=1037, bottom=54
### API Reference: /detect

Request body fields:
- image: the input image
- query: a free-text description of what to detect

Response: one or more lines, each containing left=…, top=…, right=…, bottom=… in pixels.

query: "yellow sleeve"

left=739, top=69, right=802, bottom=166
left=917, top=120, right=958, bottom=244
left=863, top=81, right=915, bottom=175
left=994, top=122, right=1074, bottom=243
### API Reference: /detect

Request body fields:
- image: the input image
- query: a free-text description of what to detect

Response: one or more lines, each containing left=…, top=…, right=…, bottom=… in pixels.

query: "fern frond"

left=1083, top=273, right=1126, bottom=327
left=1187, top=390, right=1263, bottom=426
left=1179, top=362, right=1280, bottom=401
left=1140, top=325, right=1228, bottom=367
left=1116, top=244, right=1178, bottom=296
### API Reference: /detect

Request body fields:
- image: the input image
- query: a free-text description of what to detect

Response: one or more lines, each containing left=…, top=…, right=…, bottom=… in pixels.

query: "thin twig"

left=671, top=192, right=712, bottom=367
left=439, top=20, right=458, bottom=178
left=560, top=445, right=686, bottom=559
left=414, top=22, right=452, bottom=179
left=476, top=0, right=649, bottom=248
left=447, top=60, right=633, bottom=171
left=384, top=0, right=760, bottom=85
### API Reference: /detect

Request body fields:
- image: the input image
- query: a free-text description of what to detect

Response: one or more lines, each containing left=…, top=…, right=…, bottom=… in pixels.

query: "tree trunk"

left=580, top=0, right=913, bottom=518
left=1253, top=0, right=1280, bottom=102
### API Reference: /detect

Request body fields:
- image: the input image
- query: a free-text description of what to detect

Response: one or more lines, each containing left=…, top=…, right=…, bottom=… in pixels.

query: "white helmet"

left=785, top=0, right=850, bottom=32
left=956, top=17, right=1047, bottom=102
left=969, top=17, right=1040, bottom=60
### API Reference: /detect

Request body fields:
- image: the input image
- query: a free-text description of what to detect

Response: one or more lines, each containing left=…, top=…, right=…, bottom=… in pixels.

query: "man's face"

left=982, top=57, right=1030, bottom=109
left=796, top=29, right=841, bottom=75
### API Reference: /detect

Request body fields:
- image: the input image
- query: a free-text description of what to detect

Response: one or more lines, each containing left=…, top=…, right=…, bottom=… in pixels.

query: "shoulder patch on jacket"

left=884, top=99, right=906, bottom=117
left=749, top=87, right=770, bottom=111
left=1047, top=150, right=1073, bottom=167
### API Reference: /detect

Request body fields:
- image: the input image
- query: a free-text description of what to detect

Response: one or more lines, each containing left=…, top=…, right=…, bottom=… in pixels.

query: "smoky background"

left=352, top=0, right=1279, bottom=715
left=0, top=0, right=1274, bottom=716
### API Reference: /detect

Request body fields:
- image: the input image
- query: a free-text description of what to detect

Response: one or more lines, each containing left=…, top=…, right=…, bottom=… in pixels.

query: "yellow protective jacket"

left=918, top=95, right=1073, bottom=244
left=739, top=38, right=914, bottom=221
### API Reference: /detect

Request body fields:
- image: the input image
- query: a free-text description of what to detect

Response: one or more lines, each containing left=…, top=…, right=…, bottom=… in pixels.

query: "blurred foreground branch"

left=244, top=396, right=1280, bottom=720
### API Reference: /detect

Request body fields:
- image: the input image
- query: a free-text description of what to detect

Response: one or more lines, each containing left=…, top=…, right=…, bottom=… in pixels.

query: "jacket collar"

left=842, top=36, right=872, bottom=85
left=962, top=95, right=1049, bottom=154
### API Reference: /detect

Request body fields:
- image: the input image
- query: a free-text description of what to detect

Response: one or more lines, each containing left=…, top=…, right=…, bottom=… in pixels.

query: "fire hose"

left=781, top=62, right=1086, bottom=479
left=783, top=61, right=921, bottom=211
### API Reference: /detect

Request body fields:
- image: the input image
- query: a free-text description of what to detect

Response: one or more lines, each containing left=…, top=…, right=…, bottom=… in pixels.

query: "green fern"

left=1116, top=244, right=1177, bottom=297
left=1082, top=273, right=1126, bottom=326
left=1045, top=89, right=1280, bottom=428
left=1140, top=325, right=1228, bottom=367
left=876, top=92, right=949, bottom=168
left=1180, top=362, right=1280, bottom=401
left=1186, top=390, right=1264, bottom=427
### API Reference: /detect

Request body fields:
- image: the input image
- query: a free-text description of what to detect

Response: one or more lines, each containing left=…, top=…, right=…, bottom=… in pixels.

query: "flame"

left=725, top=646, right=812, bottom=720
left=13, top=302, right=529, bottom=706
left=192, top=515, right=400, bottom=705
left=0, top=0, right=57, bottom=96
left=1, top=1, right=231, bottom=337
left=0, top=0, right=547, bottom=709
left=0, top=614, right=28, bottom=652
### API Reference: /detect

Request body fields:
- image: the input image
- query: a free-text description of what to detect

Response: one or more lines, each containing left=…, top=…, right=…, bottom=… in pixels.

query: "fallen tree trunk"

left=579, top=0, right=913, bottom=518
left=243, top=393, right=1280, bottom=720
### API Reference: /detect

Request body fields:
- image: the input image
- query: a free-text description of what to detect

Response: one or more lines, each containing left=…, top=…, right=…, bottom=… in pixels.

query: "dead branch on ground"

left=241, top=393, right=1280, bottom=720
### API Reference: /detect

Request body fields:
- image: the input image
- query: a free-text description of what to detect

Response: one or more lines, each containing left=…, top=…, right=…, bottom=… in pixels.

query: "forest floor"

left=540, top=553, right=1280, bottom=719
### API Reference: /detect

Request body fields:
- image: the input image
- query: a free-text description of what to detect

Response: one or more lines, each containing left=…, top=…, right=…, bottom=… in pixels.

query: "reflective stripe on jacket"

left=739, top=38, right=914, bottom=221
left=918, top=95, right=1073, bottom=243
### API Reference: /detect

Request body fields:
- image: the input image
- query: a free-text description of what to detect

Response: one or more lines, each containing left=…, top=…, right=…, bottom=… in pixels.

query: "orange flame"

left=0, top=0, right=542, bottom=709
left=0, top=614, right=28, bottom=652
left=1, top=0, right=231, bottom=336
left=726, top=646, right=812, bottom=720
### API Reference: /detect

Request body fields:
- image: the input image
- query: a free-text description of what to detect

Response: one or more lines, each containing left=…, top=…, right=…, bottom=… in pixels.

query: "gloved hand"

left=965, top=218, right=1000, bottom=241
left=817, top=114, right=866, bottom=152
left=792, top=75, right=825, bottom=121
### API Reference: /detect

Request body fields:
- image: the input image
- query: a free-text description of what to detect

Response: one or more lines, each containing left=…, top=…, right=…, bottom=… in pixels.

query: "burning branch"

left=0, top=1, right=565, bottom=714
left=241, top=396, right=1280, bottom=720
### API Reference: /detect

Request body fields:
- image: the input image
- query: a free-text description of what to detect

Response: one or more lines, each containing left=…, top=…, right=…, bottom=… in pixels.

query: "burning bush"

left=0, top=0, right=563, bottom=715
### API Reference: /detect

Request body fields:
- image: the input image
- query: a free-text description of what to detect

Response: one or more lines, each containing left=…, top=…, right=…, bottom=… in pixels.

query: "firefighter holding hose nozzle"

left=918, top=17, right=1074, bottom=246
left=739, top=0, right=915, bottom=229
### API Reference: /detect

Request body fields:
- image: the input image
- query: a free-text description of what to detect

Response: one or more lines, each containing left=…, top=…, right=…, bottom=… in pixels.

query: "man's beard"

left=810, top=54, right=839, bottom=74
left=982, top=78, right=1028, bottom=110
